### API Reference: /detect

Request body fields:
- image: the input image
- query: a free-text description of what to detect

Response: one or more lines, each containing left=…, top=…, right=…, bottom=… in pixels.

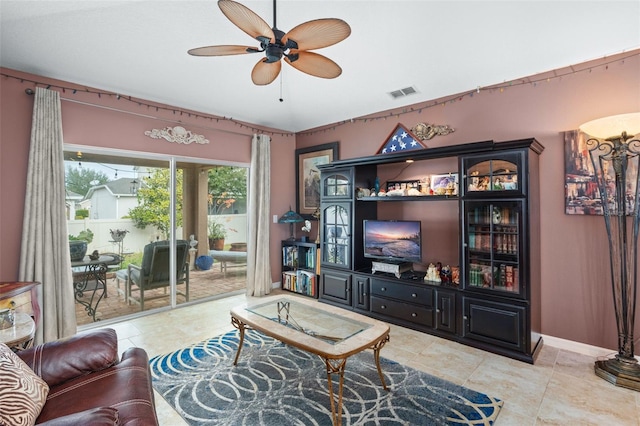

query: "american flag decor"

left=377, top=124, right=425, bottom=154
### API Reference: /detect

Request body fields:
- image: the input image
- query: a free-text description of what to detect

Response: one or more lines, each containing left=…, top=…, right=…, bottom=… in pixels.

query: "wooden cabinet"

left=319, top=166, right=377, bottom=272
left=319, top=269, right=370, bottom=313
left=461, top=296, right=528, bottom=357
left=317, top=139, right=543, bottom=363
left=435, top=289, right=457, bottom=334
left=319, top=268, right=351, bottom=306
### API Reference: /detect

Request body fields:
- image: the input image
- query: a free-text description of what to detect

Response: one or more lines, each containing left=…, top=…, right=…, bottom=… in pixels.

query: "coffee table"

left=230, top=296, right=390, bottom=425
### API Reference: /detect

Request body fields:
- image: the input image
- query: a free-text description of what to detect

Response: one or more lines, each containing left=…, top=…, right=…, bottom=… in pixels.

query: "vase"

left=69, top=240, right=88, bottom=261
left=209, top=238, right=225, bottom=251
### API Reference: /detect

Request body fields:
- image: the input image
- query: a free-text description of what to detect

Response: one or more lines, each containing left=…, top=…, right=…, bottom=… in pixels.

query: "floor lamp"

left=581, top=112, right=640, bottom=391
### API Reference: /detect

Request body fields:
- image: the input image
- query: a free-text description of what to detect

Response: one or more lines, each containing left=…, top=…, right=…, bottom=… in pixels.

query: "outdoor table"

left=72, top=254, right=120, bottom=321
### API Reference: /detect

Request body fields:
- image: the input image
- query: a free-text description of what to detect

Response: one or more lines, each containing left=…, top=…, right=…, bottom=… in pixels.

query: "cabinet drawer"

left=371, top=296, right=434, bottom=327
left=371, top=279, right=433, bottom=306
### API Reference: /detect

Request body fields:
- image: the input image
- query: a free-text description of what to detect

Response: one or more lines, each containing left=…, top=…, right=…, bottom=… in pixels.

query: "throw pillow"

left=0, top=343, right=50, bottom=426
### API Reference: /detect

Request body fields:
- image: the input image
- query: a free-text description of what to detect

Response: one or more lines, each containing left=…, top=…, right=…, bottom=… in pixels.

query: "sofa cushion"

left=18, top=328, right=119, bottom=387
left=0, top=342, right=50, bottom=426
left=36, top=407, right=118, bottom=426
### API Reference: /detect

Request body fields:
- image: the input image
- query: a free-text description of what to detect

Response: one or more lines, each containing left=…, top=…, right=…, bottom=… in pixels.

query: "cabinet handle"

left=411, top=313, right=417, bottom=317
left=436, top=309, right=441, bottom=313
left=381, top=287, right=386, bottom=291
left=411, top=293, right=417, bottom=298
left=363, top=292, right=367, bottom=296
left=381, top=305, right=386, bottom=309
left=463, top=315, right=469, bottom=320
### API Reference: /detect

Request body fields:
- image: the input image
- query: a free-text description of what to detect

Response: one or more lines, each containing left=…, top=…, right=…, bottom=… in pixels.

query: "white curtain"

left=19, top=87, right=77, bottom=343
left=246, top=134, right=272, bottom=296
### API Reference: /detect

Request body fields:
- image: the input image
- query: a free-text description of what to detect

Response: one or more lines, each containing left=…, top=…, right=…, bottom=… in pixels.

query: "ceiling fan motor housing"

left=265, top=44, right=284, bottom=62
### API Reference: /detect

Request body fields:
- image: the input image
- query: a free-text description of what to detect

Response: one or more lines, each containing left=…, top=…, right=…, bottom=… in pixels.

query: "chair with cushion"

left=116, top=240, right=189, bottom=311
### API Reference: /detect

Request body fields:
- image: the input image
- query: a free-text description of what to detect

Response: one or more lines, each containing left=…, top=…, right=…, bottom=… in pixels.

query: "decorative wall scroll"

left=411, top=122, right=455, bottom=141
left=144, top=126, right=209, bottom=145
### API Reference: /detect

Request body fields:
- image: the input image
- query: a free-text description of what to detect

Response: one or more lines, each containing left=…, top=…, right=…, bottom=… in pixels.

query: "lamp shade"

left=579, top=112, right=640, bottom=139
left=278, top=208, right=304, bottom=224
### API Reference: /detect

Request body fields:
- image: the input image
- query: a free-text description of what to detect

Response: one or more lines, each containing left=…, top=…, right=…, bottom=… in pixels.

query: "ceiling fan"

left=188, top=0, right=351, bottom=86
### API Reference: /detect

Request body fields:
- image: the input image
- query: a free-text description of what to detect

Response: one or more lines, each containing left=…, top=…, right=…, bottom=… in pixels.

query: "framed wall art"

left=564, top=129, right=638, bottom=215
left=295, top=142, right=339, bottom=219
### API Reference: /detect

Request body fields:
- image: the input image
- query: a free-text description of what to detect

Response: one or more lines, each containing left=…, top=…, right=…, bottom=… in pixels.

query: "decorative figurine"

left=425, top=263, right=441, bottom=282
left=189, top=234, right=198, bottom=249
left=440, top=265, right=453, bottom=285
left=89, top=250, right=100, bottom=260
left=492, top=206, right=502, bottom=224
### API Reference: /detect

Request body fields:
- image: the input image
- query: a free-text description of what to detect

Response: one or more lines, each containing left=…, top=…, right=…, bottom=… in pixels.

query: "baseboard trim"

left=542, top=334, right=640, bottom=361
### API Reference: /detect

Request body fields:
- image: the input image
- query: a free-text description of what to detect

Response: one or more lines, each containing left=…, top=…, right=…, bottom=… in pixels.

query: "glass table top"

left=246, top=298, right=372, bottom=345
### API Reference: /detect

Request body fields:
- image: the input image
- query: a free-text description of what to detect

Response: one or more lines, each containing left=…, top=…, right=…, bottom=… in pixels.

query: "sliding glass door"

left=64, top=149, right=247, bottom=326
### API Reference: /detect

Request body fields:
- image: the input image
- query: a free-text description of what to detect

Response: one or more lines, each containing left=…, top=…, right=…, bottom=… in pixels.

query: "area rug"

left=150, top=330, right=503, bottom=425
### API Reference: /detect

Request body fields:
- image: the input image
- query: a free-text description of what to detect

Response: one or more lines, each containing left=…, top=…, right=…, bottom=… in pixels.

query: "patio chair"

left=115, top=240, right=189, bottom=311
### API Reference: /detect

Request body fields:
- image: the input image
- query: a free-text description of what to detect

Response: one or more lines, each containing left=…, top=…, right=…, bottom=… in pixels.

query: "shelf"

left=281, top=240, right=320, bottom=298
left=357, top=195, right=458, bottom=202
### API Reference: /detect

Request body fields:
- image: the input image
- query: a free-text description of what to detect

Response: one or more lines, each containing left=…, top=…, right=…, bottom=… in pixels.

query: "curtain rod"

left=23, top=88, right=263, bottom=138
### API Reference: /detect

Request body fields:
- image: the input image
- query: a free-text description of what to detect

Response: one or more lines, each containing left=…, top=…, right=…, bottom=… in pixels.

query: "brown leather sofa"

left=17, top=328, right=159, bottom=425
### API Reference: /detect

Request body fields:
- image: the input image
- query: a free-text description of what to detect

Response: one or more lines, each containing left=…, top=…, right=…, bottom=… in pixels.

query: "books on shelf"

left=281, top=270, right=316, bottom=297
left=282, top=245, right=317, bottom=269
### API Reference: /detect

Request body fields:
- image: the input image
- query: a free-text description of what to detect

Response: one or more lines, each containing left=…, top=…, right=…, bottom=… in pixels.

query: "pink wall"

left=0, top=69, right=294, bottom=285
left=2, top=49, right=639, bottom=350
left=297, top=50, right=640, bottom=351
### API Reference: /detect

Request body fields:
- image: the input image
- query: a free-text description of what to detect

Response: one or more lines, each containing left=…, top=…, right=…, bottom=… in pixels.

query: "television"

left=363, top=220, right=422, bottom=263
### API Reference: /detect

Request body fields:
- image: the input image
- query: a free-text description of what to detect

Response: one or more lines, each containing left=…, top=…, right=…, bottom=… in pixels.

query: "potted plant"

left=68, top=229, right=94, bottom=261
left=208, top=219, right=227, bottom=251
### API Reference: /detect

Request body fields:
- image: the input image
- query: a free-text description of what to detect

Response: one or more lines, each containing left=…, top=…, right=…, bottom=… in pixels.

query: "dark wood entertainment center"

left=317, top=138, right=543, bottom=363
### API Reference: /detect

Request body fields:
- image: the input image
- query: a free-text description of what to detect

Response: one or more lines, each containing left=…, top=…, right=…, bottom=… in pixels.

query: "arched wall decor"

left=144, top=126, right=209, bottom=145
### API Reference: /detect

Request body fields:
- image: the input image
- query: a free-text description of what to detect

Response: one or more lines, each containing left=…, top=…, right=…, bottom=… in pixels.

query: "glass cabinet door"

left=464, top=201, right=523, bottom=296
left=462, top=153, right=521, bottom=195
left=321, top=203, right=351, bottom=269
left=322, top=171, right=352, bottom=198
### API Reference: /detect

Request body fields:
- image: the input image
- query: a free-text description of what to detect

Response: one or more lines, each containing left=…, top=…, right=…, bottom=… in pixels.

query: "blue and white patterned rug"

left=150, top=330, right=503, bottom=425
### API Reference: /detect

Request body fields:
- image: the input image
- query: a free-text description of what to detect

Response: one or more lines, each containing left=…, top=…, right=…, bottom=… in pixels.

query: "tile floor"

left=91, top=291, right=640, bottom=425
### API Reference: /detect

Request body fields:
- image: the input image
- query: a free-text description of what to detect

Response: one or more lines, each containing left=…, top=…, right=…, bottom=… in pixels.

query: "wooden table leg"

left=231, top=315, right=246, bottom=366
left=325, top=357, right=347, bottom=426
left=372, top=333, right=390, bottom=390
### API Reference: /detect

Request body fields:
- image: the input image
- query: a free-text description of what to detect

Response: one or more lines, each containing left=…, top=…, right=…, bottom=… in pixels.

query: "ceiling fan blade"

left=283, top=18, right=351, bottom=51
left=218, top=0, right=275, bottom=43
left=285, top=51, right=342, bottom=79
left=188, top=45, right=259, bottom=56
left=251, top=59, right=281, bottom=85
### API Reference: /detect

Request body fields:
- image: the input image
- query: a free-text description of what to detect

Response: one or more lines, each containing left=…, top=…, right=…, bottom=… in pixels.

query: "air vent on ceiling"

left=389, top=86, right=418, bottom=99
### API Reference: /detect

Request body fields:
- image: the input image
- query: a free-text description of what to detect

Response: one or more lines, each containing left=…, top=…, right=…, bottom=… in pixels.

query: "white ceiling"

left=1, top=1, right=639, bottom=133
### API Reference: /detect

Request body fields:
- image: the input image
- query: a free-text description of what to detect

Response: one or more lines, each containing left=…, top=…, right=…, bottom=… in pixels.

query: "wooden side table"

left=0, top=312, right=35, bottom=351
left=0, top=282, right=41, bottom=327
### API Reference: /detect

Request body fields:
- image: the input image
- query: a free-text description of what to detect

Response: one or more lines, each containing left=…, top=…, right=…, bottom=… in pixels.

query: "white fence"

left=68, top=215, right=247, bottom=255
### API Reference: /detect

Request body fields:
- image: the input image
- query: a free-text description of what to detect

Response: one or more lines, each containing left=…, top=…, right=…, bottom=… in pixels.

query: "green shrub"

left=75, top=209, right=89, bottom=219
left=122, top=252, right=143, bottom=269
